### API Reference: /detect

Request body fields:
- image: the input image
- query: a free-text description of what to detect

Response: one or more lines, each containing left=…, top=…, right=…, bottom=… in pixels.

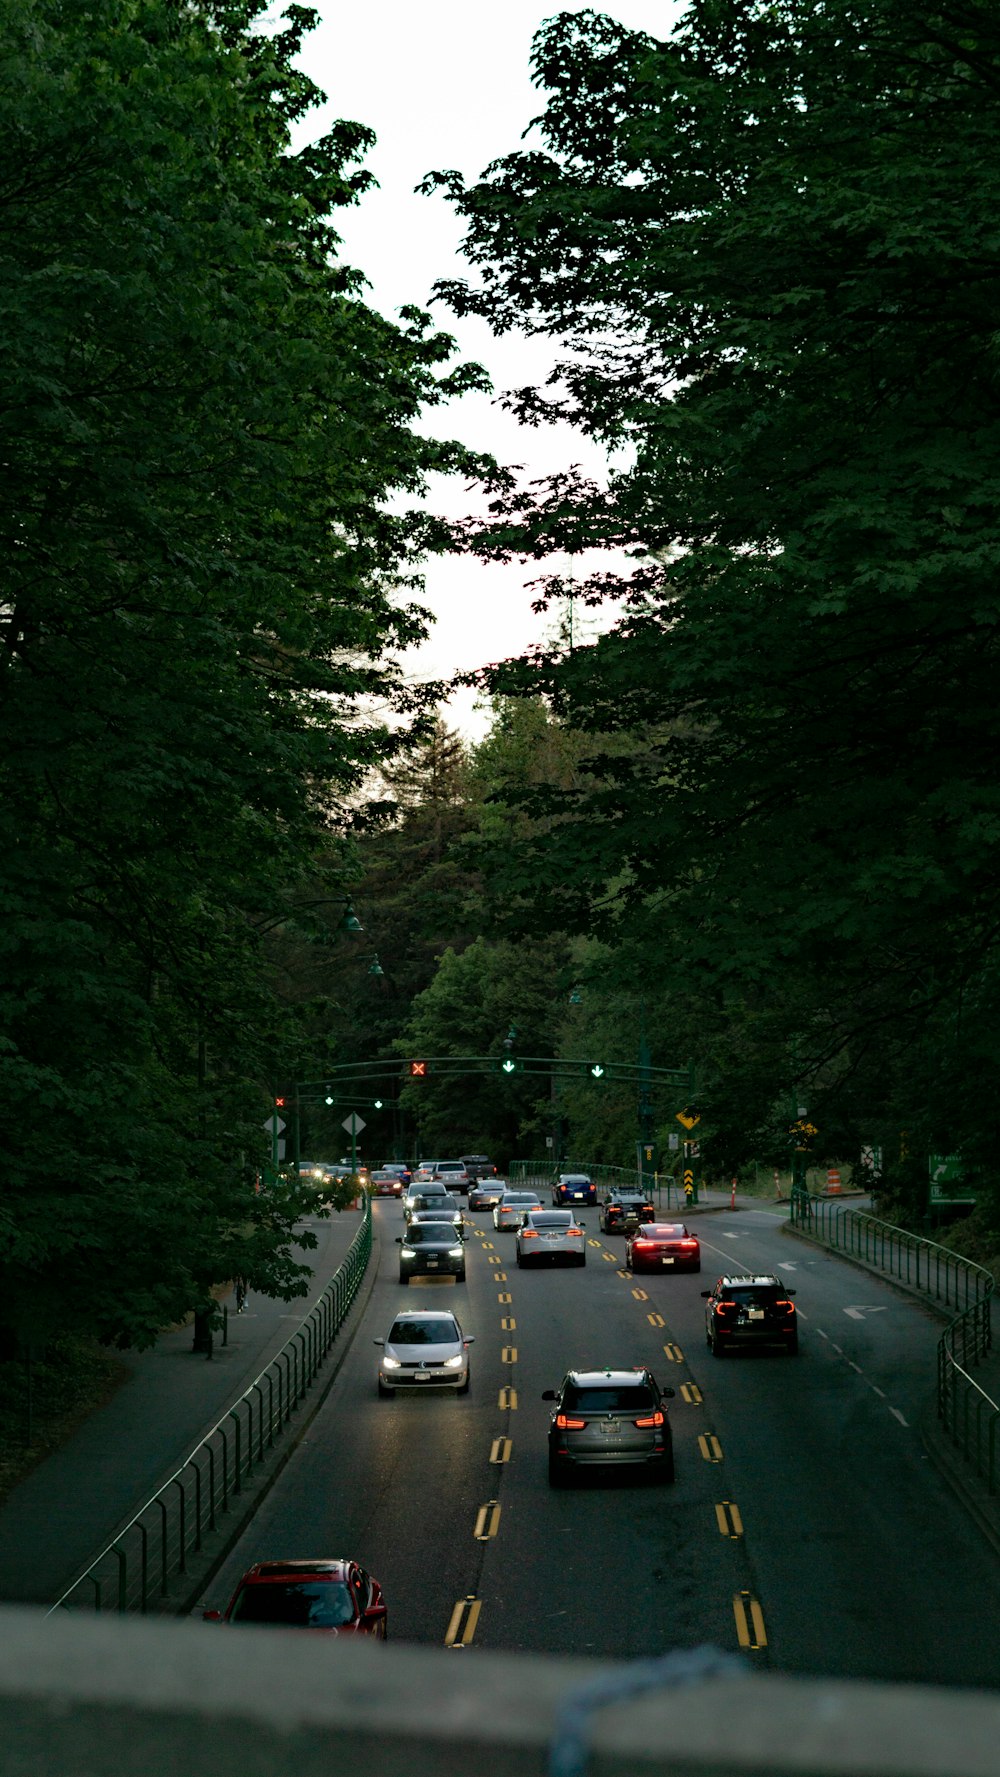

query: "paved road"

left=200, top=1198, right=1000, bottom=1684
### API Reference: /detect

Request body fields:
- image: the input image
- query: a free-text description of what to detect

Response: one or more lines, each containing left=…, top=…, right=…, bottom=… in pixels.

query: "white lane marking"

left=890, top=1408, right=909, bottom=1427
left=870, top=1385, right=886, bottom=1398
left=848, top=1361, right=862, bottom=1374
left=816, top=1327, right=829, bottom=1340
left=722, top=1232, right=740, bottom=1239
left=830, top=1343, right=843, bottom=1354
left=844, top=1306, right=889, bottom=1320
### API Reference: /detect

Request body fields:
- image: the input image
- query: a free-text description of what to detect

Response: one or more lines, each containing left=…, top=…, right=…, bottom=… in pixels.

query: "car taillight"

left=556, top=1414, right=586, bottom=1430
left=679, top=1239, right=698, bottom=1249
left=715, top=1300, right=736, bottom=1313
left=567, top=1228, right=583, bottom=1238
left=632, top=1240, right=654, bottom=1251
left=520, top=1230, right=539, bottom=1239
left=776, top=1299, right=795, bottom=1312
left=634, top=1410, right=664, bottom=1428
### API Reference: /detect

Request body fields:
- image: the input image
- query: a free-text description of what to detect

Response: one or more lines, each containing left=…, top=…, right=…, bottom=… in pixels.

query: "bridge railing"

left=790, top=1189, right=998, bottom=1493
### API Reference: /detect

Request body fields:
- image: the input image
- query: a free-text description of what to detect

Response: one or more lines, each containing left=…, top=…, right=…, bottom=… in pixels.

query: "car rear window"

left=505, top=1193, right=540, bottom=1205
left=645, top=1224, right=686, bottom=1237
left=530, top=1213, right=573, bottom=1228
left=388, top=1318, right=458, bottom=1343
left=230, top=1581, right=354, bottom=1627
left=729, top=1285, right=783, bottom=1305
left=563, top=1384, right=656, bottom=1413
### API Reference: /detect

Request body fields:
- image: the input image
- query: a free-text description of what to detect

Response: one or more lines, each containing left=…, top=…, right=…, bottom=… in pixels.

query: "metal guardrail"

left=790, top=1189, right=998, bottom=1492
left=510, top=1158, right=683, bottom=1205
left=49, top=1199, right=372, bottom=1615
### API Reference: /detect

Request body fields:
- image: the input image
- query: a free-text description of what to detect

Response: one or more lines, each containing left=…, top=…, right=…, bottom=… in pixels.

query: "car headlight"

left=381, top=1355, right=402, bottom=1370
left=442, top=1354, right=464, bottom=1369
left=401, top=1246, right=416, bottom=1258
left=448, top=1245, right=464, bottom=1258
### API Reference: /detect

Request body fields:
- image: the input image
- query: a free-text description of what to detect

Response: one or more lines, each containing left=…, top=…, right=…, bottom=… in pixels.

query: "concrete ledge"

left=4, top=1608, right=1000, bottom=1777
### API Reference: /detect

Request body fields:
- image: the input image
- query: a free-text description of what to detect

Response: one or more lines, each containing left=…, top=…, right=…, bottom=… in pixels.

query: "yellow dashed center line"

left=680, top=1381, right=702, bottom=1403
left=490, top=1436, right=512, bottom=1464
left=632, top=1287, right=649, bottom=1301
left=698, top=1433, right=724, bottom=1463
left=498, top=1386, right=518, bottom=1410
left=715, top=1500, right=744, bottom=1539
left=498, top=1292, right=512, bottom=1304
left=501, top=1346, right=517, bottom=1364
left=663, top=1344, right=684, bottom=1363
left=647, top=1311, right=665, bottom=1328
left=501, top=1317, right=516, bottom=1331
left=733, top=1591, right=767, bottom=1650
left=445, top=1596, right=482, bottom=1647
left=473, top=1501, right=501, bottom=1540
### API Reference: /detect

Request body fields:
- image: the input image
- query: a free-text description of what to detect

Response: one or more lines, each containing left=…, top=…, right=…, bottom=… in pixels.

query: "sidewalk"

left=0, top=1206, right=366, bottom=1606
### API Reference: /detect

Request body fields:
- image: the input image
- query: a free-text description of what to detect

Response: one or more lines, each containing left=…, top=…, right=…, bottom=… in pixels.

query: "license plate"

left=662, top=1256, right=674, bottom=1265
left=600, top=1420, right=620, bottom=1435
left=748, top=1308, right=764, bottom=1320
left=426, top=1259, right=439, bottom=1268
left=415, top=1372, right=431, bottom=1380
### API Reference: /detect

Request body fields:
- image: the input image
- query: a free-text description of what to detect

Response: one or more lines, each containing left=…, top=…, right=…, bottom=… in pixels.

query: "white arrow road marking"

left=722, top=1233, right=740, bottom=1239
left=844, top=1306, right=890, bottom=1320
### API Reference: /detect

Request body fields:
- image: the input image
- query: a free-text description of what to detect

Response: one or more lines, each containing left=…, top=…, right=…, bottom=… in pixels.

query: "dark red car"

left=626, top=1222, right=701, bottom=1273
left=203, top=1559, right=387, bottom=1637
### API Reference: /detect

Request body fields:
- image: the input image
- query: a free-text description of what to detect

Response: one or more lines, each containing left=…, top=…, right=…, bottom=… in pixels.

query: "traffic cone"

left=826, top=1168, right=842, bottom=1195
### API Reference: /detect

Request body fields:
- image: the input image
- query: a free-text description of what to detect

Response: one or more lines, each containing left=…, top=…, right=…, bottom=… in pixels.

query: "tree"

left=0, top=0, right=488, bottom=1346
left=426, top=1, right=1000, bottom=1195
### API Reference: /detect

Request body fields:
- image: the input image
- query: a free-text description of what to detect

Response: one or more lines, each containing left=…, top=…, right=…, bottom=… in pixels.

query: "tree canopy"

left=0, top=0, right=487, bottom=1346
left=425, top=1, right=1000, bottom=1204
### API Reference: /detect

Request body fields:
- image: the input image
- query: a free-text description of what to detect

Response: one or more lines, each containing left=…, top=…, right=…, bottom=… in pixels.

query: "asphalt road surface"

left=200, top=1198, right=1000, bottom=1685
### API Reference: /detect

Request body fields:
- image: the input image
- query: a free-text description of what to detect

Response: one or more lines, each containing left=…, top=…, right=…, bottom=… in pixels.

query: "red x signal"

left=409, top=1060, right=428, bottom=1078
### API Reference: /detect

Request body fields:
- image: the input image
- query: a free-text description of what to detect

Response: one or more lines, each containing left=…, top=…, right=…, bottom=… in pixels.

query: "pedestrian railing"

left=49, top=1198, right=372, bottom=1616
left=790, top=1189, right=998, bottom=1491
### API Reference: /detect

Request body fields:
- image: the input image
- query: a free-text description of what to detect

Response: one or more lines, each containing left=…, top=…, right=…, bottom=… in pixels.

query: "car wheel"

left=655, top=1451, right=675, bottom=1484
left=712, top=1332, right=726, bottom=1357
left=516, top=1251, right=525, bottom=1267
left=576, top=1255, right=586, bottom=1267
left=458, top=1370, right=470, bottom=1394
left=399, top=1274, right=410, bottom=1286
left=548, top=1452, right=570, bottom=1487
left=456, top=1269, right=466, bottom=1282
left=786, top=1335, right=799, bottom=1354
left=377, top=1379, right=393, bottom=1397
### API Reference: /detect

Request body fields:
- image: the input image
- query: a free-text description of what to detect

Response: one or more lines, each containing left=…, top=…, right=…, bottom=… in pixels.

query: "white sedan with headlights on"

left=374, top=1309, right=474, bottom=1394
left=493, top=1190, right=542, bottom=1231
left=515, top=1208, right=587, bottom=1268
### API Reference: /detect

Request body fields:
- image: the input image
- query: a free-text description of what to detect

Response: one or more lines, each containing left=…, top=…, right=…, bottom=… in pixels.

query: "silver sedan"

left=516, top=1209, right=587, bottom=1268
left=493, top=1190, right=542, bottom=1231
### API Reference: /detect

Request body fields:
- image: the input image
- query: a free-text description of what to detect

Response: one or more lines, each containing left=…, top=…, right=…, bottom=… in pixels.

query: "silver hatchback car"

left=516, top=1209, right=587, bottom=1268
left=543, top=1367, right=675, bottom=1485
left=374, top=1309, right=474, bottom=1395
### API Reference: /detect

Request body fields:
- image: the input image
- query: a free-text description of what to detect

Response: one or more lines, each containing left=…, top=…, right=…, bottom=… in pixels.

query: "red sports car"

left=625, top=1222, right=701, bottom=1274
left=203, top=1559, right=387, bottom=1636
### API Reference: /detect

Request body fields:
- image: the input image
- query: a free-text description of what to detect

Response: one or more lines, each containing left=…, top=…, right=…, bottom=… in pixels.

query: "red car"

left=203, top=1559, right=387, bottom=1637
left=626, top=1222, right=701, bottom=1274
left=370, top=1169, right=405, bottom=1197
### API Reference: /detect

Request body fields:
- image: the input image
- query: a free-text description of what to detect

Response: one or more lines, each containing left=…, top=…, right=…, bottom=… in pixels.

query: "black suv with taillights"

left=599, top=1189, right=655, bottom=1233
left=702, top=1274, right=798, bottom=1356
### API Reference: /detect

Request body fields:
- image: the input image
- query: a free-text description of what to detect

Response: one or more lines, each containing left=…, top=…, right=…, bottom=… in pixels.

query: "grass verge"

left=0, top=1336, right=127, bottom=1508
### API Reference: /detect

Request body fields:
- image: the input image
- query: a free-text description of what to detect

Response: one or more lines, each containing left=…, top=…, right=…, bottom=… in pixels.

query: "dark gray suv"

left=543, top=1367, right=675, bottom=1485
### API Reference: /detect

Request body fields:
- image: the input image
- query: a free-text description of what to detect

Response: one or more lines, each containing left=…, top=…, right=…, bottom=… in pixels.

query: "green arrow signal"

left=591, top=1065, right=605, bottom=1078
left=501, top=1059, right=516, bottom=1074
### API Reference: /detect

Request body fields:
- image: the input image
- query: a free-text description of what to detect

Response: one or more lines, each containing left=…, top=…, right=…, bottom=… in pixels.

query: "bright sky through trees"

left=296, top=1, right=682, bottom=733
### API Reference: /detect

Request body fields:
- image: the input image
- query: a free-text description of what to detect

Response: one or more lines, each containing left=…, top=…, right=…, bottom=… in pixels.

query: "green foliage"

left=0, top=0, right=484, bottom=1345
left=427, top=1, right=1000, bottom=1176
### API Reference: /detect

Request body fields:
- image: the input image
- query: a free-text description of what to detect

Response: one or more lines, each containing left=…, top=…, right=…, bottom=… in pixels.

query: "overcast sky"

left=294, top=1, right=684, bottom=737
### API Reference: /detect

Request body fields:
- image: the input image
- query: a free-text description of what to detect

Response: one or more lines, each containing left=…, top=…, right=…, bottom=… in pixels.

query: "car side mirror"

left=541, top=1390, right=557, bottom=1401
left=578, top=1221, right=587, bottom=1228
left=395, top=1237, right=402, bottom=1245
left=364, top=1603, right=388, bottom=1622
left=373, top=1338, right=384, bottom=1346
left=661, top=1387, right=676, bottom=1400
left=464, top=1336, right=476, bottom=1345
left=786, top=1288, right=796, bottom=1296
left=202, top=1610, right=223, bottom=1622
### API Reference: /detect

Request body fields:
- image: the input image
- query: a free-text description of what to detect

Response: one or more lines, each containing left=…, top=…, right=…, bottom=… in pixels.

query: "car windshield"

left=388, top=1318, right=458, bottom=1344
left=403, top=1224, right=455, bottom=1243
left=230, top=1580, right=355, bottom=1627
left=564, top=1384, right=656, bottom=1413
